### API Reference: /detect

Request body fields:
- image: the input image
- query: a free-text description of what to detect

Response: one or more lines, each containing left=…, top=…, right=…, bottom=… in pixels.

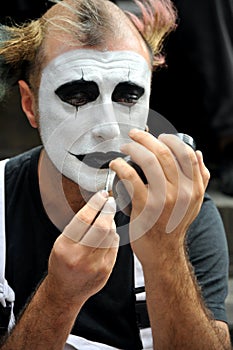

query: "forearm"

left=0, top=277, right=81, bottom=350
left=144, top=246, right=231, bottom=350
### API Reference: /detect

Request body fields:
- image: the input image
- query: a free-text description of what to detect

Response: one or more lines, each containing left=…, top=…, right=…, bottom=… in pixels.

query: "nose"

left=92, top=122, right=120, bottom=140
left=92, top=103, right=120, bottom=141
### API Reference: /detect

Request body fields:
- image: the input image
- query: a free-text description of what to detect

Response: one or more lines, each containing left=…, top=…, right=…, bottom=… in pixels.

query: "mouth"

left=69, top=151, right=127, bottom=169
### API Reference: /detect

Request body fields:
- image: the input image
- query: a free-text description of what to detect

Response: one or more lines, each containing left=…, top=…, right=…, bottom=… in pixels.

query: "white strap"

left=0, top=159, right=15, bottom=321
left=0, top=158, right=15, bottom=331
left=0, top=159, right=9, bottom=284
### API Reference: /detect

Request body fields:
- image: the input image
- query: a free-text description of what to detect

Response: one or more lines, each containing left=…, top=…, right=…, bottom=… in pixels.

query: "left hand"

left=110, top=129, right=210, bottom=266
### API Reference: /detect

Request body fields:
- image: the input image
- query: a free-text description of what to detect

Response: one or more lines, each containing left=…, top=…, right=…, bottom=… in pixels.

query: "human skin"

left=110, top=130, right=231, bottom=349
left=1, top=4, right=231, bottom=350
left=38, top=49, right=151, bottom=193
left=1, top=191, right=119, bottom=350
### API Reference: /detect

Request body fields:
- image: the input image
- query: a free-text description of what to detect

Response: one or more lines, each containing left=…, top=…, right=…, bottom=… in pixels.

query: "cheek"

left=39, top=101, right=99, bottom=152
left=39, top=93, right=149, bottom=155
left=118, top=104, right=149, bottom=130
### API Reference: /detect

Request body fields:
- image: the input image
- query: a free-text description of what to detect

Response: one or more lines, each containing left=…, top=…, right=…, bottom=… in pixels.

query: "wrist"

left=142, top=243, right=189, bottom=282
left=140, top=233, right=187, bottom=268
left=42, top=276, right=85, bottom=316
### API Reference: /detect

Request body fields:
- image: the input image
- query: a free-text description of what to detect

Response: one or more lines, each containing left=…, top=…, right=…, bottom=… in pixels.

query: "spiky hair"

left=127, top=0, right=177, bottom=66
left=0, top=0, right=176, bottom=101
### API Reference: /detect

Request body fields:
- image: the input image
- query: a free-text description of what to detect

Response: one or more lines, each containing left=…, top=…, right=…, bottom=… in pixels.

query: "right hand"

left=45, top=191, right=119, bottom=307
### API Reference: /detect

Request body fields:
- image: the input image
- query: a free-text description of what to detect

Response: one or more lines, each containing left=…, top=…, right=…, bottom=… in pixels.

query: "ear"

left=18, top=80, right=38, bottom=128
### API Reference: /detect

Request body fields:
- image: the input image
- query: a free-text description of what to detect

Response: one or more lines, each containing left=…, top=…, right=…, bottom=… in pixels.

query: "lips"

left=69, top=151, right=127, bottom=169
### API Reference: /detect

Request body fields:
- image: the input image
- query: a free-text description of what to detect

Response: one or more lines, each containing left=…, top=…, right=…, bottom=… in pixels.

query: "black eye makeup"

left=55, top=79, right=100, bottom=108
left=112, top=82, right=145, bottom=107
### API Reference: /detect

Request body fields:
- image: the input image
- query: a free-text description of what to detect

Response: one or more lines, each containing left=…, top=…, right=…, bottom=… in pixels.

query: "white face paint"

left=39, top=49, right=151, bottom=192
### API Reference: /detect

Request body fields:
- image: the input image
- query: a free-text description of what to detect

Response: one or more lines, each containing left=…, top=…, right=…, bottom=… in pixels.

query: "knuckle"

left=157, top=146, right=171, bottom=159
left=76, top=210, right=90, bottom=225
left=204, top=168, right=211, bottom=181
left=66, top=257, right=80, bottom=271
left=99, top=264, right=110, bottom=275
left=192, top=186, right=204, bottom=201
left=165, top=191, right=176, bottom=209
left=86, top=261, right=109, bottom=278
left=182, top=182, right=203, bottom=204
left=53, top=237, right=66, bottom=257
left=52, top=240, right=78, bottom=269
left=94, top=218, right=111, bottom=232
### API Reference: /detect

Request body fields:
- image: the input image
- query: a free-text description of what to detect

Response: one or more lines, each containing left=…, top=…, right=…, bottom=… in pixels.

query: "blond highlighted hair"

left=0, top=0, right=176, bottom=100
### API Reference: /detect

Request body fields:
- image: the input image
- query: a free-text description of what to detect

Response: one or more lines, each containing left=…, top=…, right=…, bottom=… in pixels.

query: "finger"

left=127, top=129, right=179, bottom=184
left=109, top=158, right=160, bottom=215
left=196, top=150, right=210, bottom=189
left=101, top=222, right=119, bottom=250
left=158, top=133, right=199, bottom=180
left=80, top=197, right=117, bottom=248
left=164, top=150, right=209, bottom=234
left=110, top=157, right=166, bottom=232
left=110, top=157, right=147, bottom=204
left=120, top=141, right=169, bottom=193
left=62, top=190, right=109, bottom=243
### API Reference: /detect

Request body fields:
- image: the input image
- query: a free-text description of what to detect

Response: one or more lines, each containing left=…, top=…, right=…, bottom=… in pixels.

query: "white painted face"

left=39, top=49, right=151, bottom=192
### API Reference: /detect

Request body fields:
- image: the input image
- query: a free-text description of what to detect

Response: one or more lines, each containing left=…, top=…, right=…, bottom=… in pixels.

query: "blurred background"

left=0, top=0, right=47, bottom=160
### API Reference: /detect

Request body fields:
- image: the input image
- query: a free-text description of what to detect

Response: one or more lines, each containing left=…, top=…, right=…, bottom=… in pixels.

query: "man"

left=0, top=0, right=231, bottom=349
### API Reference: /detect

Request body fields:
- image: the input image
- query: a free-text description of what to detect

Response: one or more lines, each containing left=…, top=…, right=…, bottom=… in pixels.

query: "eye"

left=55, top=80, right=99, bottom=108
left=116, top=94, right=139, bottom=107
left=112, top=82, right=145, bottom=107
left=64, top=92, right=93, bottom=108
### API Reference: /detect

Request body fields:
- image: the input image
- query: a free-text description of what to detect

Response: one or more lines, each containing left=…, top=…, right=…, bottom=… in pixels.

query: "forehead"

left=41, top=49, right=152, bottom=88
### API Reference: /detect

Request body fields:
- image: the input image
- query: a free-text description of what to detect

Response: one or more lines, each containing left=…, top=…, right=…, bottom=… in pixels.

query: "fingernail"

left=129, top=128, right=140, bottom=136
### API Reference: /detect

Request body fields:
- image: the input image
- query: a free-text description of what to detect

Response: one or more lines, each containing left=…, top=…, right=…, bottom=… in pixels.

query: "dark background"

left=0, top=0, right=49, bottom=160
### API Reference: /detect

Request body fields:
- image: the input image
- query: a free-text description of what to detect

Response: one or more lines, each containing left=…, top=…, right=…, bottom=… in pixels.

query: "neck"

left=38, top=149, right=88, bottom=231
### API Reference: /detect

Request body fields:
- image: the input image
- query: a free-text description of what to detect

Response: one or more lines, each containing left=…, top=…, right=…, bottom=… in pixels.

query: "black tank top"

left=5, top=146, right=142, bottom=349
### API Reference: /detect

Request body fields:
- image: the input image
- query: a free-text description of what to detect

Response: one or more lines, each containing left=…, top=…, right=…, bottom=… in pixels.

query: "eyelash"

left=62, top=93, right=141, bottom=109
left=66, top=93, right=95, bottom=108
left=113, top=94, right=141, bottom=107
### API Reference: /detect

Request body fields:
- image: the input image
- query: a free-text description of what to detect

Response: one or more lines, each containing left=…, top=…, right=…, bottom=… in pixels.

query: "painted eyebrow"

left=55, top=79, right=99, bottom=101
left=112, top=81, right=145, bottom=100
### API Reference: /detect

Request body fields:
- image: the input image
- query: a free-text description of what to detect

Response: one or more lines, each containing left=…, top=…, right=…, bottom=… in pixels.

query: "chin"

left=63, top=158, right=109, bottom=192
